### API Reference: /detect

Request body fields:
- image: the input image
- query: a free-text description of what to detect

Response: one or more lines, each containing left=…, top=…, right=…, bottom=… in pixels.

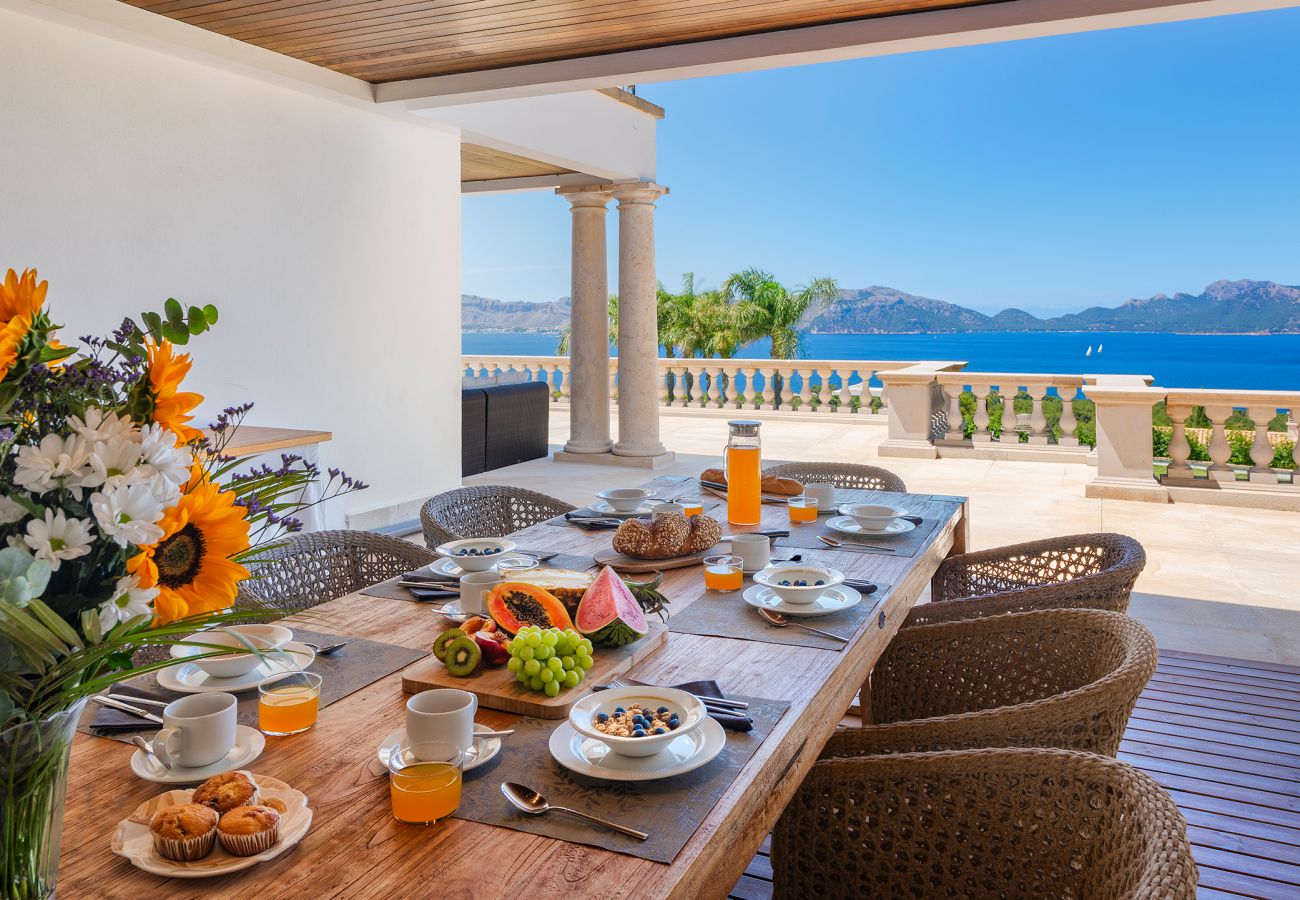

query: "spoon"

left=758, top=608, right=849, bottom=643
left=130, top=735, right=169, bottom=772
left=500, top=782, right=648, bottom=840
left=817, top=535, right=895, bottom=553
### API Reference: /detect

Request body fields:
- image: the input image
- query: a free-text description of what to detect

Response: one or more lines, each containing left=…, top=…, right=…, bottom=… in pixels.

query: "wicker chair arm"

left=772, top=749, right=1197, bottom=900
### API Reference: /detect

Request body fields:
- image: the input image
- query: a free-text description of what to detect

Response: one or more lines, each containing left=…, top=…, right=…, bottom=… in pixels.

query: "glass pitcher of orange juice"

left=724, top=420, right=762, bottom=526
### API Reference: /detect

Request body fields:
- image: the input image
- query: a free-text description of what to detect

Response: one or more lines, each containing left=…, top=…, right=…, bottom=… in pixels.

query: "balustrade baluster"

left=999, top=384, right=1019, bottom=444
left=839, top=371, right=854, bottom=414
left=556, top=363, right=571, bottom=401
left=814, top=369, right=832, bottom=413
left=1247, top=405, right=1279, bottom=484
left=736, top=368, right=753, bottom=409
left=1164, top=404, right=1192, bottom=479
left=945, top=384, right=965, bottom=441
left=703, top=367, right=720, bottom=408
left=972, top=385, right=992, bottom=442
left=1028, top=384, right=1049, bottom=445
left=1205, top=404, right=1234, bottom=484
left=1058, top=385, right=1079, bottom=446
left=761, top=369, right=777, bottom=411
left=796, top=368, right=813, bottom=413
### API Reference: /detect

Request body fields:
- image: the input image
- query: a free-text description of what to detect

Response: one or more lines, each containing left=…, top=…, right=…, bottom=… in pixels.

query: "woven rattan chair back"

left=906, top=532, right=1146, bottom=627
left=420, top=485, right=575, bottom=548
left=772, top=747, right=1197, bottom=899
left=762, top=461, right=906, bottom=493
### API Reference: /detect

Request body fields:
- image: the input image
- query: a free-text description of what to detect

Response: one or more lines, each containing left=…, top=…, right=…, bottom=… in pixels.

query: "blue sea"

left=463, top=331, right=1300, bottom=391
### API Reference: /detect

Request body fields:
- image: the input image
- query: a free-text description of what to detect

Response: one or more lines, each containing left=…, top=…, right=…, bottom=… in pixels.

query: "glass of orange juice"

left=388, top=741, right=463, bottom=824
left=682, top=500, right=705, bottom=517
left=787, top=495, right=819, bottom=524
left=703, top=555, right=744, bottom=592
left=258, top=671, right=322, bottom=736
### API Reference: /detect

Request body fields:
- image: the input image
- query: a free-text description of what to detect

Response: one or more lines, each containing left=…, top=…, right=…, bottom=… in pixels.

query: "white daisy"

left=90, top=482, right=165, bottom=548
left=97, top=574, right=158, bottom=632
left=0, top=495, right=26, bottom=526
left=68, top=409, right=137, bottom=444
left=22, top=509, right=94, bottom=571
left=83, top=437, right=144, bottom=491
left=13, top=434, right=94, bottom=497
left=138, top=424, right=191, bottom=496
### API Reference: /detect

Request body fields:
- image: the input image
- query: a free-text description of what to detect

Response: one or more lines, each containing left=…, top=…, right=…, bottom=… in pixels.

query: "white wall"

left=0, top=6, right=462, bottom=527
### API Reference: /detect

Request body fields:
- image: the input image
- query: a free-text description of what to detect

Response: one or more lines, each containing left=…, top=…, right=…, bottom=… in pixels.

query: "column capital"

left=556, top=184, right=612, bottom=208
left=610, top=181, right=669, bottom=205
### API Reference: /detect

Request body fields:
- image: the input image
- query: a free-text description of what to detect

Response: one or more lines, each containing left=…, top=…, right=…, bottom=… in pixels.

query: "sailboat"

left=1085, top=345, right=1093, bottom=357
left=1097, top=343, right=1103, bottom=353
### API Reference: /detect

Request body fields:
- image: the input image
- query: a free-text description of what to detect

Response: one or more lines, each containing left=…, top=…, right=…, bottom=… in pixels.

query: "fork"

left=602, top=676, right=749, bottom=711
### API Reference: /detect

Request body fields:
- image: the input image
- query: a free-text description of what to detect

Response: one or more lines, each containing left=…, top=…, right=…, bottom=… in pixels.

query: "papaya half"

left=486, top=582, right=575, bottom=634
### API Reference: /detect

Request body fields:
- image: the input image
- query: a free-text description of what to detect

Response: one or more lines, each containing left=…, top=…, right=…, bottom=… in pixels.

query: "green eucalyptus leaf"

left=164, top=298, right=185, bottom=325
left=202, top=304, right=219, bottom=324
left=0, top=547, right=37, bottom=607
left=141, top=311, right=163, bottom=340
left=24, top=558, right=50, bottom=598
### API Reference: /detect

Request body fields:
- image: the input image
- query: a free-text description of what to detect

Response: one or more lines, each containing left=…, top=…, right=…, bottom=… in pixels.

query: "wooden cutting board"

left=591, top=547, right=712, bottom=573
left=400, top=621, right=668, bottom=718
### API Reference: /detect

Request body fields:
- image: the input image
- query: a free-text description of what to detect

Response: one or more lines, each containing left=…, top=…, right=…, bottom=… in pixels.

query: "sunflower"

left=128, top=473, right=250, bottom=623
left=0, top=268, right=47, bottom=321
left=146, top=339, right=204, bottom=443
left=0, top=313, right=33, bottom=382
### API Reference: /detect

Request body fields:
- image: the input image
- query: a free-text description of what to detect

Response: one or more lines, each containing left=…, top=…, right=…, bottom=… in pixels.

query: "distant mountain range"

left=462, top=279, right=1300, bottom=334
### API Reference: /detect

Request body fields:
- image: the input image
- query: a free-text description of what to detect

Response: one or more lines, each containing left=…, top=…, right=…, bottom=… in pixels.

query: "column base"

left=1084, top=476, right=1170, bottom=503
left=554, top=450, right=677, bottom=469
left=878, top=439, right=939, bottom=460
left=562, top=440, right=613, bottom=455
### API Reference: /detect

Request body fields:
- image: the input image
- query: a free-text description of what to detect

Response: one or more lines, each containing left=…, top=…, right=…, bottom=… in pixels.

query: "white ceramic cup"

left=730, top=533, right=771, bottom=573
left=151, top=692, right=237, bottom=769
left=803, top=483, right=836, bottom=508
left=458, top=571, right=499, bottom=616
left=651, top=502, right=685, bottom=519
left=407, top=689, right=477, bottom=758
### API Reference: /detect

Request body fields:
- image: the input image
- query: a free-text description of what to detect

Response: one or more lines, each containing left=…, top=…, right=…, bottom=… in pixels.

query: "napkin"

left=594, top=679, right=753, bottom=732
left=88, top=684, right=172, bottom=734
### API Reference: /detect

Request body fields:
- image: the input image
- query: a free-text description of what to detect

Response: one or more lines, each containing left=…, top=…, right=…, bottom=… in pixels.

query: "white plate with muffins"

left=112, top=771, right=312, bottom=878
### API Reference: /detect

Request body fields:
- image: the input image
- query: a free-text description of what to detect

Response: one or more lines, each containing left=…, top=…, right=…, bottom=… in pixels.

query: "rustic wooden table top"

left=57, top=478, right=967, bottom=899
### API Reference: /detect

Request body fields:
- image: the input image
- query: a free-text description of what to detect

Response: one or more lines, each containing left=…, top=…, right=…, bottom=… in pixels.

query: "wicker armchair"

left=420, top=485, right=575, bottom=548
left=906, top=531, right=1145, bottom=627
left=241, top=530, right=436, bottom=613
left=833, top=608, right=1155, bottom=757
left=762, top=461, right=906, bottom=493
left=772, top=747, right=1197, bottom=900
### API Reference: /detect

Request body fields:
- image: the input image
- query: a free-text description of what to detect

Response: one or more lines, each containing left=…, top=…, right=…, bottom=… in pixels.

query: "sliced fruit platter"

left=402, top=566, right=670, bottom=717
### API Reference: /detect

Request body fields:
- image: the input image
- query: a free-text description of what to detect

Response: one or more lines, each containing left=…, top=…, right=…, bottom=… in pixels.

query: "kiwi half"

left=432, top=628, right=467, bottom=661
left=444, top=637, right=481, bottom=676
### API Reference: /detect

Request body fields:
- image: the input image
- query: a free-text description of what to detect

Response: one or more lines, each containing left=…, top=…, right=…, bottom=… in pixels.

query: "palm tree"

left=657, top=273, right=704, bottom=358
left=723, top=268, right=838, bottom=403
left=555, top=294, right=618, bottom=355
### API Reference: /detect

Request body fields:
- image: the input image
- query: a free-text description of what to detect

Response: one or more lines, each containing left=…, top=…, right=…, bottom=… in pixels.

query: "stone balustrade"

left=934, top=373, right=1088, bottom=450
left=463, top=356, right=572, bottom=399
left=1162, top=389, right=1300, bottom=490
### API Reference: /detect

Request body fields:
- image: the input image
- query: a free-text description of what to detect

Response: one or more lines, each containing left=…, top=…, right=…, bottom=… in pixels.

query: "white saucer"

left=548, top=717, right=726, bottom=782
left=742, top=583, right=862, bottom=618
left=130, top=725, right=266, bottom=784
left=426, top=555, right=538, bottom=579
left=157, top=643, right=315, bottom=694
left=826, top=516, right=916, bottom=538
left=376, top=724, right=502, bottom=772
left=590, top=500, right=655, bottom=517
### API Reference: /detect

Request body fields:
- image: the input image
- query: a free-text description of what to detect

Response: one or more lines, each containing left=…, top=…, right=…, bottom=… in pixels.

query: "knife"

left=92, top=695, right=164, bottom=724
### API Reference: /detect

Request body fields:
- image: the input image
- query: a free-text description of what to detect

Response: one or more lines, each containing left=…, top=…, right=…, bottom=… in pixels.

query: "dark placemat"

left=544, top=498, right=721, bottom=529
left=774, top=515, right=942, bottom=558
left=360, top=554, right=599, bottom=602
left=452, top=692, right=788, bottom=863
left=668, top=586, right=889, bottom=650
left=78, top=629, right=426, bottom=743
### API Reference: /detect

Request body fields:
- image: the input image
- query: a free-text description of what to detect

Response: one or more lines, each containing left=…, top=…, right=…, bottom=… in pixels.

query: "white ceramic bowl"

left=838, top=503, right=906, bottom=532
left=595, top=487, right=653, bottom=513
left=434, top=538, right=517, bottom=572
left=170, top=625, right=291, bottom=678
left=752, top=564, right=845, bottom=605
left=568, top=687, right=707, bottom=758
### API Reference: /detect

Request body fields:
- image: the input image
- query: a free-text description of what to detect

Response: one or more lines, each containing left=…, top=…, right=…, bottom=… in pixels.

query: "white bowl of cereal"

left=568, top=687, right=708, bottom=758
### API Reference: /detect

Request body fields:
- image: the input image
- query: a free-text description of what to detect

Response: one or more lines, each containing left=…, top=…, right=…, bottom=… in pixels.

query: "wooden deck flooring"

left=728, top=650, right=1300, bottom=900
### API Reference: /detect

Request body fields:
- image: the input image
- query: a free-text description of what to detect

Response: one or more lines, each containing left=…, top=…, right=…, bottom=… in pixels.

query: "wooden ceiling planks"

left=118, top=0, right=999, bottom=83
left=460, top=143, right=575, bottom=182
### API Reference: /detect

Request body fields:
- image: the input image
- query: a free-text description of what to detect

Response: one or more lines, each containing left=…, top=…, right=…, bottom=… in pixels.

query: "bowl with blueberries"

left=568, top=687, right=707, bottom=757
left=752, top=563, right=844, bottom=605
left=433, top=538, right=518, bottom=572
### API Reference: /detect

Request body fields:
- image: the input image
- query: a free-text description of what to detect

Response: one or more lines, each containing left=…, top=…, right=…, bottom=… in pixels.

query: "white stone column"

left=611, top=182, right=672, bottom=463
left=556, top=186, right=612, bottom=456
left=1084, top=383, right=1168, bottom=502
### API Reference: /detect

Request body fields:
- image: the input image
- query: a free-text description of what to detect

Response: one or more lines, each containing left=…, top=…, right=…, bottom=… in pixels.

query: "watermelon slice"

left=576, top=566, right=650, bottom=647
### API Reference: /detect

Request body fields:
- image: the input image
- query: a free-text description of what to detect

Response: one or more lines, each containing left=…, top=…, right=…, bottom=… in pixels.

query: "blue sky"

left=462, top=7, right=1300, bottom=317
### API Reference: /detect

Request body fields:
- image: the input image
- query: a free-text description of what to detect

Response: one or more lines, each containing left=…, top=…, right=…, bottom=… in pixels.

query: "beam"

left=376, top=0, right=1300, bottom=108
left=461, top=173, right=604, bottom=195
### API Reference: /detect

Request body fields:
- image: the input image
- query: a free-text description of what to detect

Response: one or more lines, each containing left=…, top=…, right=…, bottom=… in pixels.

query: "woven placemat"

left=78, top=629, right=426, bottom=743
left=359, top=554, right=599, bottom=602
left=668, top=586, right=890, bottom=650
left=452, top=693, right=788, bottom=863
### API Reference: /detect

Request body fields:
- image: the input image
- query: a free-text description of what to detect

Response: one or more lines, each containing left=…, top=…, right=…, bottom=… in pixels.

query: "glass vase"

left=0, top=700, right=85, bottom=899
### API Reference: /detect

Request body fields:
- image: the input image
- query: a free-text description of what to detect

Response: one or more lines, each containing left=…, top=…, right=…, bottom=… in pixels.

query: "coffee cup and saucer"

left=129, top=692, right=265, bottom=784
left=376, top=689, right=502, bottom=773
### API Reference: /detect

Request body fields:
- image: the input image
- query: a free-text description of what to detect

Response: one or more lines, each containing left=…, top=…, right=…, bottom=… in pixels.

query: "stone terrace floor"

left=465, top=409, right=1300, bottom=666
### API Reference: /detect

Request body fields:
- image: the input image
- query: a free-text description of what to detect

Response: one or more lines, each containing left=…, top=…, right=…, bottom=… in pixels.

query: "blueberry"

left=653, top=727, right=666, bottom=734
left=668, top=721, right=679, bottom=730
left=614, top=706, right=625, bottom=714
left=633, top=728, right=645, bottom=736
left=815, top=579, right=825, bottom=586
left=596, top=712, right=608, bottom=723
left=656, top=706, right=669, bottom=714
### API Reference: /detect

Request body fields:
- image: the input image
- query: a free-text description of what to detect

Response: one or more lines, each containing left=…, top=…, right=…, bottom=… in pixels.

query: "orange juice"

left=682, top=501, right=705, bottom=517
left=258, top=686, right=319, bottom=735
left=788, top=497, right=819, bottom=523
left=725, top=446, right=761, bottom=525
left=390, top=762, right=462, bottom=824
left=704, top=564, right=743, bottom=591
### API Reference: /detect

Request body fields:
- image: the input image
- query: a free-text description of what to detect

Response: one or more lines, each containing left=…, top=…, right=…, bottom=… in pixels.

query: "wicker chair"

left=905, top=531, right=1146, bottom=627
left=762, top=461, right=906, bottom=493
left=420, top=485, right=575, bottom=548
left=833, top=608, right=1156, bottom=757
left=772, top=747, right=1198, bottom=900
left=241, top=529, right=436, bottom=613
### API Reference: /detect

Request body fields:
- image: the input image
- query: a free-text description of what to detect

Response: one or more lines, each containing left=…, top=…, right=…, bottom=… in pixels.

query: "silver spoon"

left=130, top=735, right=169, bottom=772
left=758, top=608, right=849, bottom=643
left=500, top=782, right=648, bottom=840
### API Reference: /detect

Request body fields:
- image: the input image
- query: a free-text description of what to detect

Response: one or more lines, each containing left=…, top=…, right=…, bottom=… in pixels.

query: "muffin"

left=149, top=803, right=218, bottom=861
left=217, top=805, right=281, bottom=857
left=192, top=771, right=259, bottom=814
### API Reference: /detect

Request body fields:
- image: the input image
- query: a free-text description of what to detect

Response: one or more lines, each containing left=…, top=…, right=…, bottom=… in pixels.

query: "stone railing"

left=934, top=373, right=1088, bottom=451
left=1162, top=389, right=1300, bottom=488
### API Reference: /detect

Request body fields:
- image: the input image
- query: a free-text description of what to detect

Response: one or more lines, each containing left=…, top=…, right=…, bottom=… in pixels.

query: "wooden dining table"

left=57, top=477, right=968, bottom=899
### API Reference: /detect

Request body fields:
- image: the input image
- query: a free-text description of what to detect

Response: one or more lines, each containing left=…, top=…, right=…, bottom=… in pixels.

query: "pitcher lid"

left=727, top=419, right=762, bottom=436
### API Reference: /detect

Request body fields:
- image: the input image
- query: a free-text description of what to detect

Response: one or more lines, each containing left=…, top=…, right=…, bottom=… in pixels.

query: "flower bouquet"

left=0, top=268, right=365, bottom=898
